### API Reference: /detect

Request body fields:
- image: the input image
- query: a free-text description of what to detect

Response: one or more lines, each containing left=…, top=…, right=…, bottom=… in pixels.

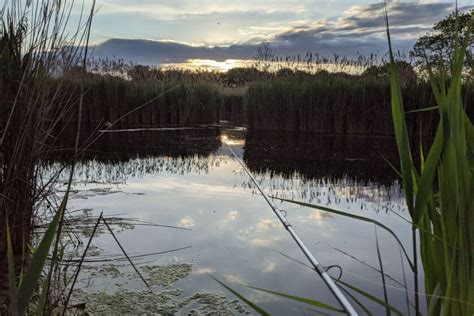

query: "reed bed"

left=0, top=1, right=92, bottom=255
left=65, top=59, right=473, bottom=135
left=0, top=0, right=101, bottom=314
left=58, top=52, right=474, bottom=135
left=220, top=88, right=246, bottom=125
left=245, top=71, right=474, bottom=136
left=65, top=73, right=222, bottom=128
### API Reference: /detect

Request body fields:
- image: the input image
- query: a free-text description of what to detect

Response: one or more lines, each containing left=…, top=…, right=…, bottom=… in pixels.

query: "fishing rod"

left=226, top=144, right=358, bottom=316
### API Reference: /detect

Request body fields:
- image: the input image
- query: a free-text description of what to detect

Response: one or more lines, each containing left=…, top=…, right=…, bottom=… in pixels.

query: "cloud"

left=256, top=219, right=279, bottom=231
left=97, top=0, right=317, bottom=18
left=178, top=216, right=195, bottom=228
left=92, top=38, right=258, bottom=64
left=339, top=1, right=454, bottom=30
left=90, top=1, right=471, bottom=65
left=265, top=1, right=466, bottom=55
left=91, top=12, right=295, bottom=46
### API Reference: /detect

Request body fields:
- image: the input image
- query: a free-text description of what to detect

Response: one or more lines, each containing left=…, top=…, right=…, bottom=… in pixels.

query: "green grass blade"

left=275, top=249, right=403, bottom=315
left=385, top=7, right=473, bottom=316
left=405, top=106, right=439, bottom=114
left=380, top=154, right=402, bottom=178
left=18, top=232, right=26, bottom=289
left=399, top=247, right=413, bottom=316
left=388, top=48, right=415, bottom=218
left=337, top=280, right=404, bottom=316
left=334, top=248, right=405, bottom=287
left=34, top=279, right=49, bottom=316
left=15, top=197, right=65, bottom=316
left=427, top=283, right=441, bottom=316
left=413, top=123, right=444, bottom=224
left=339, top=285, right=373, bottom=316
left=7, top=222, right=18, bottom=316
left=209, top=275, right=270, bottom=315
left=247, top=286, right=344, bottom=313
left=375, top=228, right=391, bottom=316
left=385, top=4, right=415, bottom=217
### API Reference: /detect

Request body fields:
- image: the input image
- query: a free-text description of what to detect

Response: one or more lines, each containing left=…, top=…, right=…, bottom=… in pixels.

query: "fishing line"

left=225, top=144, right=358, bottom=316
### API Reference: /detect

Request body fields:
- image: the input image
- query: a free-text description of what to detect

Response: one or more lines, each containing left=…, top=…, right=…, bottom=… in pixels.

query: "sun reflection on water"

left=221, top=134, right=245, bottom=146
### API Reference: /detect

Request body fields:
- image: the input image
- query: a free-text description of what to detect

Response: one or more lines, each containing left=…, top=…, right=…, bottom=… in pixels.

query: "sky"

left=7, top=0, right=473, bottom=66
left=85, top=0, right=471, bottom=44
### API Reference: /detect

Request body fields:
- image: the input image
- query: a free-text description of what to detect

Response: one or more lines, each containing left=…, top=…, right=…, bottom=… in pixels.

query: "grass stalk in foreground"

left=386, top=6, right=473, bottom=316
left=210, top=274, right=344, bottom=314
left=209, top=275, right=270, bottom=315
left=1, top=1, right=95, bottom=314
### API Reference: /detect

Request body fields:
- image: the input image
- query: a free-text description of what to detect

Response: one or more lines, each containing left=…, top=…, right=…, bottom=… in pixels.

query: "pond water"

left=58, top=127, right=424, bottom=315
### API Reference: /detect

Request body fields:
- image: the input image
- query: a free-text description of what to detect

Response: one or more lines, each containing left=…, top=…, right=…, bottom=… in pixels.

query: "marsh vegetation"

left=0, top=1, right=473, bottom=315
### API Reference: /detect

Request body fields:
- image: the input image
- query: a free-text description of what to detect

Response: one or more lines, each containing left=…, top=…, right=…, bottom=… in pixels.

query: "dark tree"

left=410, top=10, right=473, bottom=71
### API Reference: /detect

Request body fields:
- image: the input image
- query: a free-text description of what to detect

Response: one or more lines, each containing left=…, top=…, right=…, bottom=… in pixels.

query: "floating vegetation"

left=141, top=263, right=193, bottom=287
left=69, top=289, right=250, bottom=315
left=69, top=187, right=124, bottom=200
left=92, top=264, right=122, bottom=279
left=75, top=262, right=192, bottom=288
left=85, top=245, right=104, bottom=258
left=187, top=292, right=249, bottom=315
left=67, top=261, right=248, bottom=314
left=70, top=288, right=186, bottom=315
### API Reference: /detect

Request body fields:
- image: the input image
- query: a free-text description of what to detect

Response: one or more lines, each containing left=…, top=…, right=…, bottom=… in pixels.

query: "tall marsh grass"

left=56, top=52, right=474, bottom=134
left=245, top=71, right=473, bottom=135
left=74, top=73, right=221, bottom=127
left=1, top=0, right=95, bottom=314
left=0, top=1, right=92, bottom=255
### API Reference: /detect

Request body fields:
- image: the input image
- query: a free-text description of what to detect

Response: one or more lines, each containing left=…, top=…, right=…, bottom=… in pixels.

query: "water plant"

left=385, top=6, right=473, bottom=315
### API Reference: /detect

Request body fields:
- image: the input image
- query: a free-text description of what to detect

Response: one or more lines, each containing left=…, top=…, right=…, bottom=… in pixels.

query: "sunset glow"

left=162, top=59, right=253, bottom=72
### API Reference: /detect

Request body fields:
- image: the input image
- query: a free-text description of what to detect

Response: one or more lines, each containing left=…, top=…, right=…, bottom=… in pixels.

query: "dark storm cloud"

left=91, top=1, right=472, bottom=64
left=267, top=1, right=466, bottom=54
left=338, top=1, right=454, bottom=30
left=92, top=39, right=258, bottom=64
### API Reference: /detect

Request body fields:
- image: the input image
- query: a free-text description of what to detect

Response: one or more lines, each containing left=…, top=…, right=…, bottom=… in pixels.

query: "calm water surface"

left=62, top=128, right=423, bottom=315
